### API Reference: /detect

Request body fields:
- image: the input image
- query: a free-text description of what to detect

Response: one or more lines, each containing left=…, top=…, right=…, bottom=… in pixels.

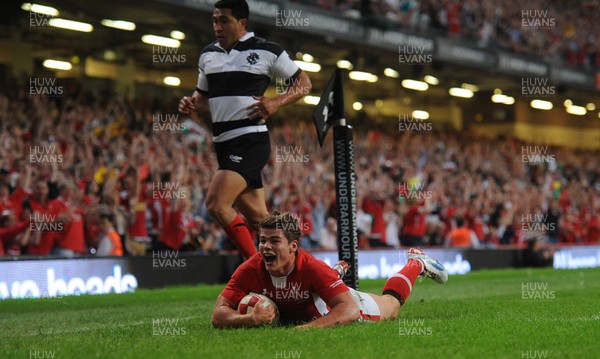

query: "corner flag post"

left=312, top=68, right=359, bottom=290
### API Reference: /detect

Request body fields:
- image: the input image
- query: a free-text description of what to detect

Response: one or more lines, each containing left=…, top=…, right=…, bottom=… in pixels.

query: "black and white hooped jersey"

left=196, top=32, right=300, bottom=142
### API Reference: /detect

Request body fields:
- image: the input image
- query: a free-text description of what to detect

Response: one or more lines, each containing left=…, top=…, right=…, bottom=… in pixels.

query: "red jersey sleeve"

left=220, top=255, right=262, bottom=307
left=303, top=254, right=348, bottom=303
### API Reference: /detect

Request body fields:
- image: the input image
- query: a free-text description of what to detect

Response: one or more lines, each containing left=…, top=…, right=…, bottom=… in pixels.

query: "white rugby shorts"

left=312, top=288, right=381, bottom=322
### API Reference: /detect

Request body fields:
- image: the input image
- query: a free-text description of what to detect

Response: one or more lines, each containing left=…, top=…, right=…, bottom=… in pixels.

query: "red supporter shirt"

left=362, top=198, right=386, bottom=243
left=120, top=191, right=148, bottom=238
left=2, top=187, right=30, bottom=219
left=0, top=221, right=29, bottom=255
left=128, top=194, right=148, bottom=238
left=159, top=209, right=192, bottom=250
left=51, top=198, right=86, bottom=253
left=466, top=211, right=485, bottom=241
left=151, top=198, right=169, bottom=232
left=220, top=249, right=348, bottom=324
left=86, top=221, right=101, bottom=248
left=300, top=206, right=313, bottom=236
left=26, top=198, right=55, bottom=255
left=402, top=205, right=426, bottom=237
left=586, top=216, right=600, bottom=244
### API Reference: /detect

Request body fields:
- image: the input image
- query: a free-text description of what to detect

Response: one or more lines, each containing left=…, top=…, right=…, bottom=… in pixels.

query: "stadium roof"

left=2, top=0, right=598, bottom=121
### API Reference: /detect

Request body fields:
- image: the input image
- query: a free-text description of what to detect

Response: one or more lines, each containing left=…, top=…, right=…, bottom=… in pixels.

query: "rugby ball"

left=238, top=293, right=279, bottom=326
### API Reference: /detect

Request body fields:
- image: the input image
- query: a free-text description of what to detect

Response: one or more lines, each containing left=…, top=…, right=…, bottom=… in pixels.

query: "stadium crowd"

left=293, top=0, right=600, bottom=69
left=0, top=85, right=598, bottom=257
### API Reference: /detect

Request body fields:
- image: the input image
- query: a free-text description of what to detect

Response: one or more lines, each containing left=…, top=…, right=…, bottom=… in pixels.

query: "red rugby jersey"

left=220, top=249, right=348, bottom=324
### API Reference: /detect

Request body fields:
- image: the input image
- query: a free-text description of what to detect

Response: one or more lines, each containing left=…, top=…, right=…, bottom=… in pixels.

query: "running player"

left=178, top=0, right=312, bottom=259
left=211, top=212, right=448, bottom=328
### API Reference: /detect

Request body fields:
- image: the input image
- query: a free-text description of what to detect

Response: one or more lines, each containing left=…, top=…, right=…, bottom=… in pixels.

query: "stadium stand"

left=293, top=0, right=600, bottom=69
left=0, top=80, right=598, bottom=256
left=0, top=0, right=598, bottom=258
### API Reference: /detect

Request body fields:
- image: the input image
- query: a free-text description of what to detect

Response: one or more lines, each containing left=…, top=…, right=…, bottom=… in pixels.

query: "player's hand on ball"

left=179, top=96, right=195, bottom=114
left=250, top=298, right=276, bottom=326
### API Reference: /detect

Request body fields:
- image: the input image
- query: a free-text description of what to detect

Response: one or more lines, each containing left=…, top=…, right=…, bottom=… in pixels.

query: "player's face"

left=212, top=9, right=246, bottom=50
left=258, top=228, right=298, bottom=276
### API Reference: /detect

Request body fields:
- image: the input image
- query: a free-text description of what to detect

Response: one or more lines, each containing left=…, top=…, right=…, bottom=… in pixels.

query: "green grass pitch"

left=1, top=267, right=598, bottom=359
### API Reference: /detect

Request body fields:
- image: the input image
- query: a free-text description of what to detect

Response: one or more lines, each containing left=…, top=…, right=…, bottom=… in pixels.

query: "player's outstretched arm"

left=295, top=291, right=360, bottom=329
left=211, top=295, right=275, bottom=328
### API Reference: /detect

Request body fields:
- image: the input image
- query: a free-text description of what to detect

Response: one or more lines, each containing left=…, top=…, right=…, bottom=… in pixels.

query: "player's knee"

left=206, top=201, right=217, bottom=215
left=207, top=203, right=229, bottom=224
left=206, top=196, right=225, bottom=216
left=205, top=192, right=217, bottom=210
left=246, top=214, right=267, bottom=230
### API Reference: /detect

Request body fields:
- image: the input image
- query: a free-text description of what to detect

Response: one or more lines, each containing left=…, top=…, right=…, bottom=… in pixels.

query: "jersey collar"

left=268, top=262, right=295, bottom=280
left=238, top=32, right=254, bottom=42
left=215, top=32, right=255, bottom=52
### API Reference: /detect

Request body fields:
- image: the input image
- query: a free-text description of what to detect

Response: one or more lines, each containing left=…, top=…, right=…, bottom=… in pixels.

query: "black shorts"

left=214, top=132, right=270, bottom=188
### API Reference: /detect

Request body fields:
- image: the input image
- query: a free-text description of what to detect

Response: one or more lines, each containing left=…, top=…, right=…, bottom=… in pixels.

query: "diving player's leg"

left=406, top=247, right=449, bottom=284
left=336, top=248, right=448, bottom=321
left=332, top=260, right=349, bottom=279
left=378, top=248, right=448, bottom=319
